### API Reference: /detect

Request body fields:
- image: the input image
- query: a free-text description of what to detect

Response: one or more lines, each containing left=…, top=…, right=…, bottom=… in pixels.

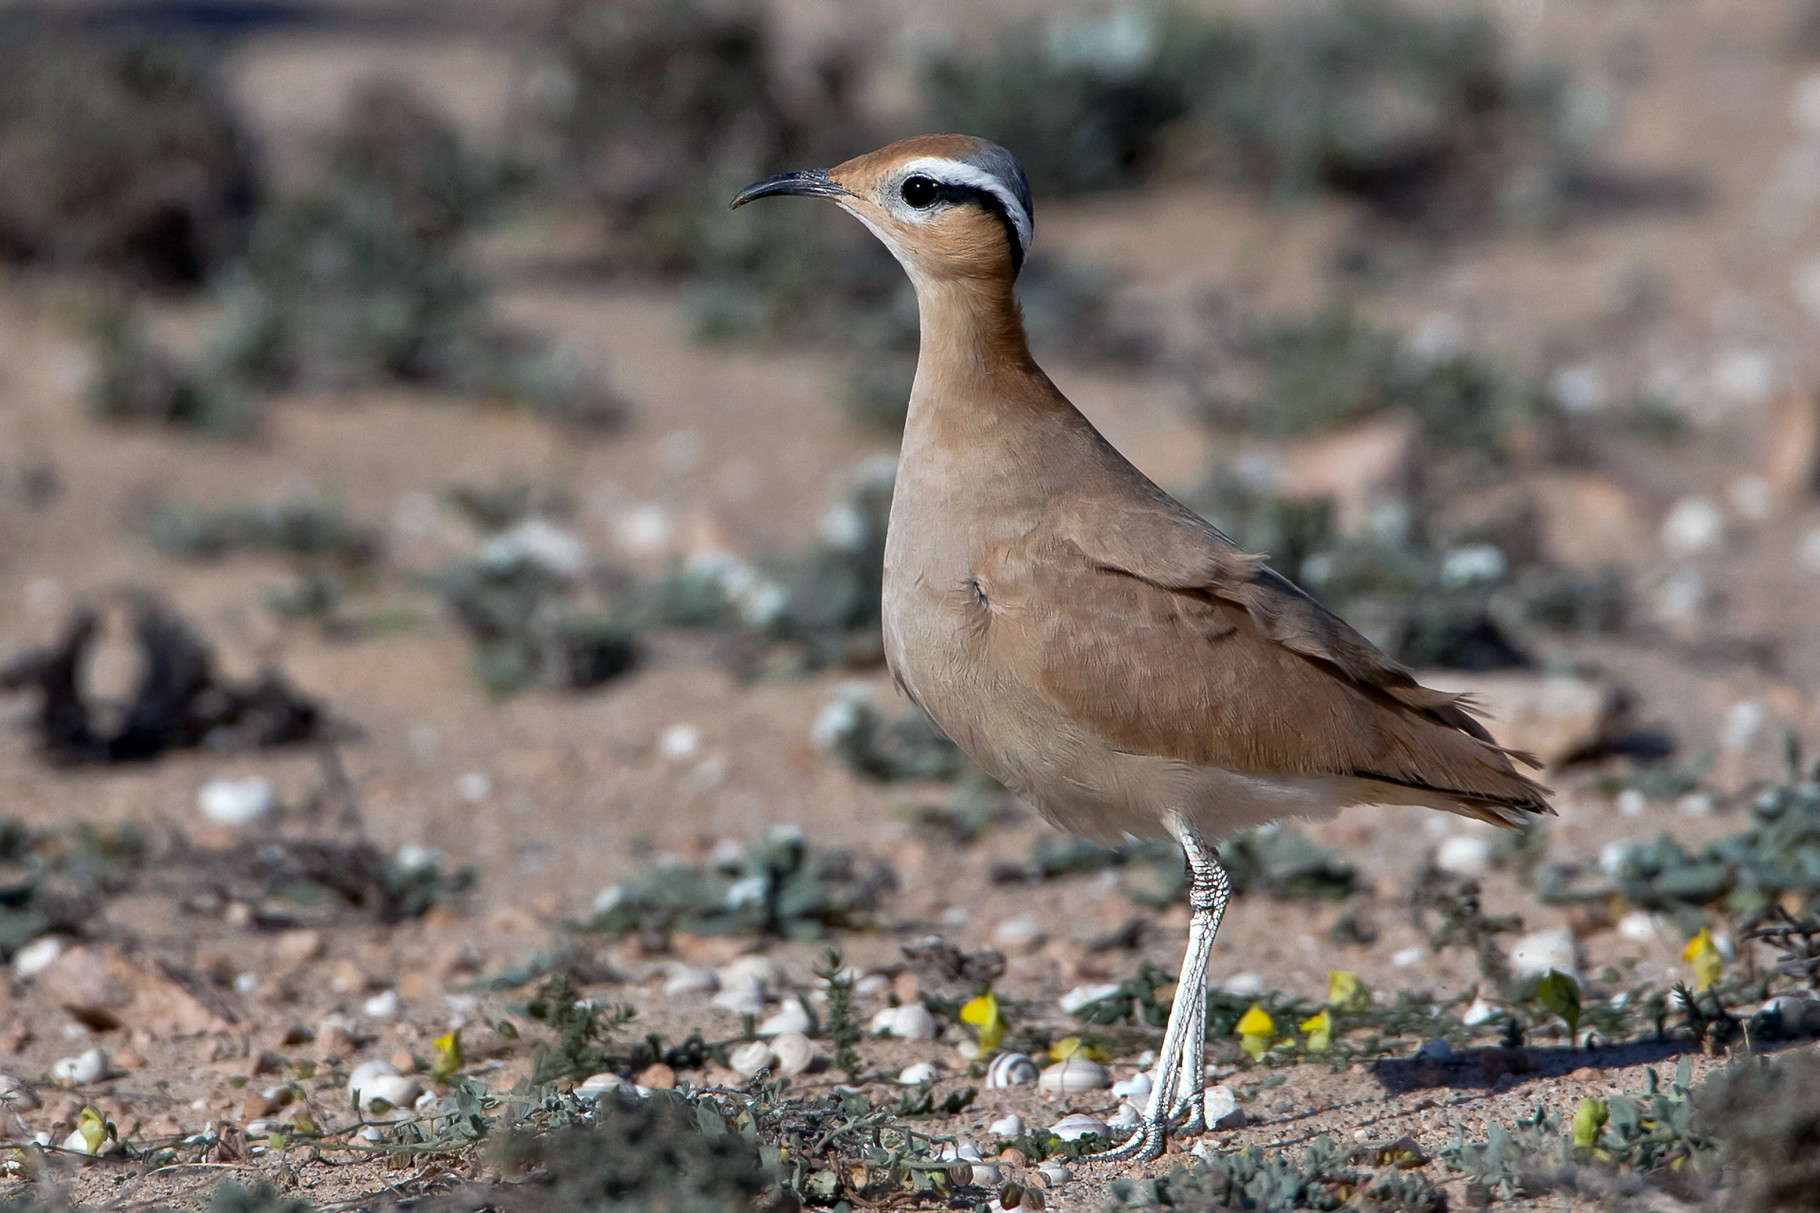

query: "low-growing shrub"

left=148, top=498, right=381, bottom=566
left=210, top=83, right=624, bottom=428
left=492, top=1091, right=776, bottom=1213
left=83, top=293, right=251, bottom=435
left=0, top=593, right=326, bottom=763
left=923, top=0, right=1590, bottom=226
left=589, top=827, right=895, bottom=943
left=1538, top=750, right=1820, bottom=926
left=0, top=20, right=255, bottom=284
left=1188, top=307, right=1544, bottom=452
left=438, top=535, right=639, bottom=697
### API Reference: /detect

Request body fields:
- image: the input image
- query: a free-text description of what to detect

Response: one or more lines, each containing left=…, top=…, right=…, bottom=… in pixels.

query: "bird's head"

left=731, top=134, right=1033, bottom=285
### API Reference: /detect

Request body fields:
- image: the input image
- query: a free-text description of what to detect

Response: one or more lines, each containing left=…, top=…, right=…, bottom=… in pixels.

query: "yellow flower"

left=1048, top=1036, right=1110, bottom=1062
left=1536, top=969, right=1582, bottom=1042
left=960, top=991, right=1005, bottom=1055
left=1572, top=1097, right=1609, bottom=1151
left=1327, top=970, right=1369, bottom=1013
left=1300, top=1008, right=1333, bottom=1053
left=77, top=1106, right=112, bottom=1156
left=1236, top=1003, right=1276, bottom=1061
left=1683, top=928, right=1724, bottom=993
left=431, top=1029, right=463, bottom=1083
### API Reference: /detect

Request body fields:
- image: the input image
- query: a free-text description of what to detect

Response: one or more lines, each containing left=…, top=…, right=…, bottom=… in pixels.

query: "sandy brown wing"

left=1053, top=486, right=1504, bottom=744
left=975, top=531, right=1550, bottom=813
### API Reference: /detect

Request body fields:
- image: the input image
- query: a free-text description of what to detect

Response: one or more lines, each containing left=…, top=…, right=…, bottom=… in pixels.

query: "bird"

left=733, top=135, right=1551, bottom=1161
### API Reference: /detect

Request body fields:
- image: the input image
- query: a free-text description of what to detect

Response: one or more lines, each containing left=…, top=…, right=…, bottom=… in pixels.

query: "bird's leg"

left=1093, top=825, right=1230, bottom=1162
left=1168, top=978, right=1208, bottom=1133
left=1166, top=830, right=1229, bottom=1134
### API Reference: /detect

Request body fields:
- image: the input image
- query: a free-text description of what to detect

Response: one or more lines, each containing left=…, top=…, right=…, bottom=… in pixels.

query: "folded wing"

left=975, top=490, right=1551, bottom=822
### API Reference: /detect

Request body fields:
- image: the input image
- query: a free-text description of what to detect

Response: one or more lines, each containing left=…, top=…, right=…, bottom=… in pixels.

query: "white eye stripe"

left=896, top=156, right=1033, bottom=253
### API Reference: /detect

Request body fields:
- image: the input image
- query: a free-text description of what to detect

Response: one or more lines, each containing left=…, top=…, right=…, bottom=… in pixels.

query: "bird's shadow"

left=1368, top=1038, right=1691, bottom=1095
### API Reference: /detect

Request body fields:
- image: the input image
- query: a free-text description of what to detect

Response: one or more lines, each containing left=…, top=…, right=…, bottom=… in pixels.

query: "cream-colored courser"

left=734, top=135, right=1551, bottom=1160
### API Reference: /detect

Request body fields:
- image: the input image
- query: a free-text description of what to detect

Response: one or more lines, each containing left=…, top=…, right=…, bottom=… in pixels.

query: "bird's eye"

left=900, top=176, right=939, bottom=208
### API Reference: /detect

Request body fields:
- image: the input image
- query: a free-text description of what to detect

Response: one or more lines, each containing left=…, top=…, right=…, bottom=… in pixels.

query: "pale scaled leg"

left=1094, top=824, right=1231, bottom=1162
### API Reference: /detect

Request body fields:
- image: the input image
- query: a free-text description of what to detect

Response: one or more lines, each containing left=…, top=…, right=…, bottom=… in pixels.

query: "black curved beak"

left=730, top=169, right=851, bottom=209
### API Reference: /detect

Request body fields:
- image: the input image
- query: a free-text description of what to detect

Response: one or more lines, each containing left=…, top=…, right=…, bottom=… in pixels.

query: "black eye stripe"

left=898, top=177, right=1026, bottom=272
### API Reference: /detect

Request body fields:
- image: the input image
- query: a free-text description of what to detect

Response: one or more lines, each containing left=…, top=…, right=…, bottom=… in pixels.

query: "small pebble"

left=1203, top=1084, right=1246, bottom=1130
left=1511, top=929, right=1577, bottom=979
left=898, top=1061, right=939, bottom=1085
left=1619, top=911, right=1665, bottom=941
left=1222, top=972, right=1265, bottom=996
left=198, top=777, right=275, bottom=827
left=1435, top=835, right=1494, bottom=878
left=729, top=1041, right=776, bottom=1079
left=1038, top=1057, right=1110, bottom=1093
left=346, top=1060, right=400, bottom=1102
left=50, top=1048, right=108, bottom=1086
left=993, top=912, right=1045, bottom=952
left=1462, top=998, right=1499, bottom=1026
left=658, top=723, right=702, bottom=762
left=1391, top=946, right=1425, bottom=968
left=1111, top=1070, right=1152, bottom=1100
left=1049, top=1114, right=1107, bottom=1142
left=712, top=976, right=769, bottom=1016
left=485, top=518, right=586, bottom=577
left=718, top=954, right=784, bottom=991
left=1661, top=497, right=1723, bottom=558
left=1416, top=1037, right=1455, bottom=1061
left=663, top=966, right=719, bottom=997
left=575, top=1073, right=626, bottom=1101
left=1037, top=1163, right=1075, bottom=1186
left=946, top=1139, right=984, bottom=1162
left=989, top=1113, right=1024, bottom=1138
left=1107, top=1101, right=1142, bottom=1129
left=0, top=1075, right=41, bottom=1110
left=13, top=935, right=64, bottom=979
left=985, top=1052, right=1039, bottom=1088
left=758, top=1000, right=812, bottom=1037
left=870, top=1003, right=937, bottom=1041
left=359, top=1074, right=422, bottom=1113
left=635, top=1063, right=675, bottom=1090
left=363, top=990, right=401, bottom=1020
left=770, top=1032, right=817, bottom=1077
left=1056, top=983, right=1120, bottom=1014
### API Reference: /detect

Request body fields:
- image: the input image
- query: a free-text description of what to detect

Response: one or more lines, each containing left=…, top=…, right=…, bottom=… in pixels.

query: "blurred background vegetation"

left=0, top=0, right=1705, bottom=691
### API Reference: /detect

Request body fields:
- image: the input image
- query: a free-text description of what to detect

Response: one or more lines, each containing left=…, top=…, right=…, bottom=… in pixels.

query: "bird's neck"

left=908, top=274, right=1051, bottom=420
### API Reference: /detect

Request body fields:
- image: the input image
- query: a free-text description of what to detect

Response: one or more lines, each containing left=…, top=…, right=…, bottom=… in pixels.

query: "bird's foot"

left=1172, top=1101, right=1207, bottom=1139
left=1088, top=1093, right=1206, bottom=1164
left=1090, top=1117, right=1166, bottom=1163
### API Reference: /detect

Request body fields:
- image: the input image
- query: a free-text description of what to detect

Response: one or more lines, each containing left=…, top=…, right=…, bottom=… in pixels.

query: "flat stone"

left=37, top=946, right=238, bottom=1038
left=1412, top=672, right=1616, bottom=766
